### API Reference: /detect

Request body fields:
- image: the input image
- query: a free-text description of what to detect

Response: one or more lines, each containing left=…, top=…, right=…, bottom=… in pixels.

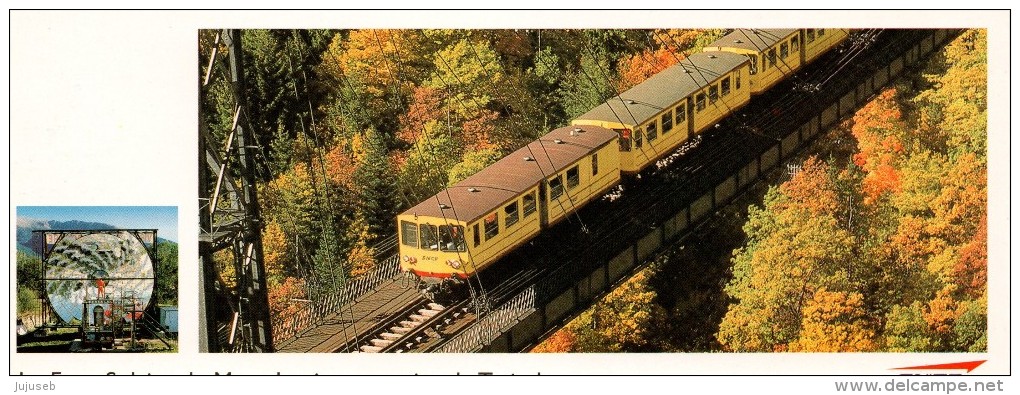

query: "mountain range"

left=16, top=218, right=174, bottom=256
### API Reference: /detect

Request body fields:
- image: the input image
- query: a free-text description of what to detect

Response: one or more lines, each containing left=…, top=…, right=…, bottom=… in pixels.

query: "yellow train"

left=398, top=29, right=849, bottom=299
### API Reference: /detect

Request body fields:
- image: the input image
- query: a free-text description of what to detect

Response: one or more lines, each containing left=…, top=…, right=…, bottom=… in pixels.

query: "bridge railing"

left=437, top=286, right=537, bottom=353
left=272, top=254, right=402, bottom=346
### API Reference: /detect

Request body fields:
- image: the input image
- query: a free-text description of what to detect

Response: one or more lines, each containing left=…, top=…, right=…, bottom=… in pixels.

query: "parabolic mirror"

left=44, top=232, right=155, bottom=323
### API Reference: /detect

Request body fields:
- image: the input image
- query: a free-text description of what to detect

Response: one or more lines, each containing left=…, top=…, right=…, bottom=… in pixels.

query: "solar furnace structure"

left=37, top=230, right=158, bottom=325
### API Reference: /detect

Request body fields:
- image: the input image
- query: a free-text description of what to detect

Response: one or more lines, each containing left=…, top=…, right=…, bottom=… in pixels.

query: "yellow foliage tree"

left=789, top=289, right=878, bottom=352
left=262, top=220, right=291, bottom=286
left=568, top=268, right=664, bottom=352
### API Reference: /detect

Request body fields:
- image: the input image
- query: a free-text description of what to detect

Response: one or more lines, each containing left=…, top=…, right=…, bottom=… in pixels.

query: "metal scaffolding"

left=199, top=29, right=274, bottom=353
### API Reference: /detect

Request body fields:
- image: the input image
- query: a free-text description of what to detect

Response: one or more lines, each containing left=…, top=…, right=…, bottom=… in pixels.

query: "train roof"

left=706, top=29, right=799, bottom=52
left=575, top=51, right=748, bottom=125
left=400, top=125, right=618, bottom=223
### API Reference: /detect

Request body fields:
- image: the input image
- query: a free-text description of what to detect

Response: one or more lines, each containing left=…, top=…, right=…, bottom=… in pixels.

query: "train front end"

left=397, top=213, right=474, bottom=299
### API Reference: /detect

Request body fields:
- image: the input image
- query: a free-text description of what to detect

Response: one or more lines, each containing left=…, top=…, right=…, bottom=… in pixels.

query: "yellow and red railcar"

left=572, top=51, right=751, bottom=174
left=397, top=125, right=620, bottom=298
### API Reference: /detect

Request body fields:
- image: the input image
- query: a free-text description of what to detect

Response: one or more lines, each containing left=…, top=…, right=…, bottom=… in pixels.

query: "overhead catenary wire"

left=280, top=30, right=361, bottom=350
left=652, top=31, right=750, bottom=130
left=729, top=29, right=881, bottom=138
left=387, top=30, right=493, bottom=309
left=566, top=31, right=675, bottom=169
left=459, top=33, right=592, bottom=233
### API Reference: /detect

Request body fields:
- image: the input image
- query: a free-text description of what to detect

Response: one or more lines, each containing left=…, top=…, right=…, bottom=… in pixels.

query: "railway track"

left=339, top=264, right=547, bottom=352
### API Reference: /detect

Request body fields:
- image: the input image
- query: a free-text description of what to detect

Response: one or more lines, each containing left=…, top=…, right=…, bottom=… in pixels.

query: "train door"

left=687, top=99, right=696, bottom=137
left=798, top=29, right=807, bottom=65
left=539, top=182, right=549, bottom=228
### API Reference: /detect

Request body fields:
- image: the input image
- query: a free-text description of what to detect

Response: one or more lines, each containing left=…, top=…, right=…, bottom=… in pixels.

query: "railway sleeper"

left=370, top=339, right=394, bottom=347
left=428, top=303, right=446, bottom=310
left=360, top=345, right=383, bottom=353
left=380, top=332, right=402, bottom=340
left=409, top=314, right=429, bottom=322
left=418, top=309, right=440, bottom=317
left=399, top=320, right=419, bottom=328
left=390, top=326, right=412, bottom=334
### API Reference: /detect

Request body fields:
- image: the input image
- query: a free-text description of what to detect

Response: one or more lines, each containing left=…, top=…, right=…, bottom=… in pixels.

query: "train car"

left=571, top=51, right=750, bottom=174
left=398, top=125, right=620, bottom=298
left=802, top=28, right=850, bottom=64
left=704, top=29, right=851, bottom=94
left=703, top=29, right=803, bottom=94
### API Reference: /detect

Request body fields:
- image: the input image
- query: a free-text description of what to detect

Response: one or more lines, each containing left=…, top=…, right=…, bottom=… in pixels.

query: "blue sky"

left=17, top=206, right=178, bottom=242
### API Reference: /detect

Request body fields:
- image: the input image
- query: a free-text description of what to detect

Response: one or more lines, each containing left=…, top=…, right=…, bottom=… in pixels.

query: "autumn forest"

left=199, top=29, right=987, bottom=353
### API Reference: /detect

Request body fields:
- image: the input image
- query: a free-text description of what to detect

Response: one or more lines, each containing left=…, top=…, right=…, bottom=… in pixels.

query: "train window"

left=748, top=54, right=758, bottom=74
left=616, top=129, right=631, bottom=152
left=807, top=29, right=816, bottom=43
left=768, top=48, right=777, bottom=68
left=592, top=154, right=599, bottom=176
left=484, top=213, right=499, bottom=240
left=735, top=75, right=742, bottom=90
left=661, top=111, right=673, bottom=133
left=420, top=224, right=439, bottom=251
left=504, top=202, right=519, bottom=228
left=523, top=192, right=537, bottom=216
left=721, top=77, right=731, bottom=96
left=473, top=224, right=481, bottom=246
left=696, top=93, right=706, bottom=112
left=439, top=225, right=466, bottom=252
left=567, top=166, right=580, bottom=188
left=780, top=42, right=789, bottom=59
left=675, top=103, right=686, bottom=124
left=646, top=122, right=658, bottom=142
left=709, top=85, right=719, bottom=103
left=634, top=129, right=643, bottom=148
left=549, top=176, right=564, bottom=200
left=792, top=36, right=800, bottom=51
left=401, top=221, right=419, bottom=248
left=818, top=29, right=825, bottom=37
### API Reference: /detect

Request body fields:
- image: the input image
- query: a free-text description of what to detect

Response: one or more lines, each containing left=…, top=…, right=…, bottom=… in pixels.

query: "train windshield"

left=420, top=224, right=439, bottom=250
left=401, top=221, right=418, bottom=248
left=439, top=225, right=467, bottom=252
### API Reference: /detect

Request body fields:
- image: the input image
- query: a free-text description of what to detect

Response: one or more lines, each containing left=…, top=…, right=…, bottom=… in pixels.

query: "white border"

left=6, top=9, right=1011, bottom=378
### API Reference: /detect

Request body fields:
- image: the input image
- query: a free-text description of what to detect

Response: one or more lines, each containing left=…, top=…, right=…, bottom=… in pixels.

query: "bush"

left=17, top=288, right=41, bottom=316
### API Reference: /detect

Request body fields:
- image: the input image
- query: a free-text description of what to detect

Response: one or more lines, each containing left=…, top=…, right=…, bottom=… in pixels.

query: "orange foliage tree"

left=268, top=276, right=309, bottom=331
left=953, top=215, right=987, bottom=300
left=396, top=86, right=447, bottom=147
left=616, top=29, right=723, bottom=91
left=530, top=330, right=576, bottom=353
left=850, top=88, right=907, bottom=203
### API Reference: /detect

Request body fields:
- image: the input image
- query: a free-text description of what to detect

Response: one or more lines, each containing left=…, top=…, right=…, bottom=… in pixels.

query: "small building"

left=158, top=306, right=178, bottom=334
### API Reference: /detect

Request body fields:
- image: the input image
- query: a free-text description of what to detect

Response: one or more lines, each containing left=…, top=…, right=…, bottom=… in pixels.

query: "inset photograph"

left=199, top=29, right=985, bottom=357
left=16, top=206, right=178, bottom=352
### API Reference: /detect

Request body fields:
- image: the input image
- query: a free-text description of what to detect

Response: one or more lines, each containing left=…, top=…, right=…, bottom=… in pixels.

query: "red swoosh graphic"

left=893, top=360, right=986, bottom=373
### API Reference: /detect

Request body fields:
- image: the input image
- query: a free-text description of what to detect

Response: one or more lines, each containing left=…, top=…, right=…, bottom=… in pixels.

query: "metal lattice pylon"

left=199, top=29, right=274, bottom=353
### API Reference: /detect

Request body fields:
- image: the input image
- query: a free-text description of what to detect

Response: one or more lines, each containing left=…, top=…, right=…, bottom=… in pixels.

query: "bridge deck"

left=276, top=276, right=420, bottom=353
